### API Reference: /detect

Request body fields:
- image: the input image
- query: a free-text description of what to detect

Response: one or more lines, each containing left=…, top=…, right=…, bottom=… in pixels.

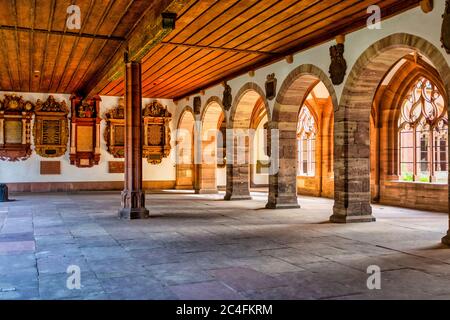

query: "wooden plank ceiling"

left=0, top=0, right=421, bottom=100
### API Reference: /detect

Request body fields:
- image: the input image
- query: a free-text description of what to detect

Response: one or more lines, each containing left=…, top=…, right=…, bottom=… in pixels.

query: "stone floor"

left=0, top=190, right=449, bottom=300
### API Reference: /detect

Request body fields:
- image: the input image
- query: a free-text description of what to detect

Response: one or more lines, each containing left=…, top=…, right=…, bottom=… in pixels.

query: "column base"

left=118, top=208, right=150, bottom=220
left=195, top=189, right=219, bottom=195
left=329, top=214, right=376, bottom=224
left=265, top=201, right=300, bottom=209
left=224, top=193, right=252, bottom=201
left=442, top=232, right=450, bottom=246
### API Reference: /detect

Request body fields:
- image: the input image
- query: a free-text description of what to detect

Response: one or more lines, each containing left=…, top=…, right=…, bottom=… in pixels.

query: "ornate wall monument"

left=104, top=99, right=126, bottom=158
left=33, top=96, right=69, bottom=158
left=69, top=95, right=102, bottom=168
left=142, top=101, right=172, bottom=164
left=329, top=36, right=347, bottom=85
left=442, top=0, right=450, bottom=53
left=0, top=95, right=34, bottom=161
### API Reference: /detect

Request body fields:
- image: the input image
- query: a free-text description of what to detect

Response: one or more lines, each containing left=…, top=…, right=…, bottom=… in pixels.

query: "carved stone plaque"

left=442, top=0, right=450, bottom=54
left=108, top=161, right=125, bottom=174
left=104, top=99, right=126, bottom=158
left=40, top=161, right=61, bottom=175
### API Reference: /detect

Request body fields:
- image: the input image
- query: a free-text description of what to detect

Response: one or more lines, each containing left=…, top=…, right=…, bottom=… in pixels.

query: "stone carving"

left=265, top=73, right=277, bottom=100
left=142, top=101, right=172, bottom=164
left=442, top=0, right=450, bottom=54
left=0, top=95, right=35, bottom=161
left=222, top=82, right=232, bottom=111
left=33, top=96, right=69, bottom=158
left=69, top=95, right=102, bottom=168
left=193, top=96, right=201, bottom=115
left=329, top=43, right=347, bottom=85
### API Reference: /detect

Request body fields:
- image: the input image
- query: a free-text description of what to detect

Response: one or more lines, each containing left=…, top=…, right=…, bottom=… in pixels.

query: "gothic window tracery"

left=297, top=106, right=317, bottom=177
left=398, top=77, right=448, bottom=183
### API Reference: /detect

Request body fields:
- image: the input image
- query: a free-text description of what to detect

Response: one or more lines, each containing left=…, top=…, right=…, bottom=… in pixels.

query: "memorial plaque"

left=76, top=126, right=94, bottom=152
left=148, top=124, right=164, bottom=146
left=34, top=96, right=69, bottom=158
left=0, top=95, right=34, bottom=161
left=42, top=120, right=61, bottom=145
left=40, top=161, right=61, bottom=175
left=69, top=95, right=102, bottom=168
left=5, top=120, right=22, bottom=144
left=115, top=125, right=125, bottom=146
left=108, top=161, right=125, bottom=174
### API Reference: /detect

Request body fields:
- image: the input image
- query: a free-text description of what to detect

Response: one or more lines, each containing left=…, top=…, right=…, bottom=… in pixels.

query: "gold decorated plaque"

left=5, top=120, right=22, bottom=144
left=42, top=120, right=61, bottom=145
left=76, top=126, right=94, bottom=152
left=148, top=124, right=163, bottom=146
left=115, top=125, right=125, bottom=146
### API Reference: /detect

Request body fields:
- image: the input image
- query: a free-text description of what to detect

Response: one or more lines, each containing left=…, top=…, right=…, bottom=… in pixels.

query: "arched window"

left=297, top=106, right=317, bottom=176
left=398, top=77, right=448, bottom=183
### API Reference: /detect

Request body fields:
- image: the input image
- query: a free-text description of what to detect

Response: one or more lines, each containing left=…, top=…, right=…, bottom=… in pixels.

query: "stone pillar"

left=119, top=61, right=149, bottom=220
left=224, top=130, right=251, bottom=200
left=442, top=93, right=450, bottom=245
left=266, top=122, right=300, bottom=209
left=330, top=110, right=376, bottom=223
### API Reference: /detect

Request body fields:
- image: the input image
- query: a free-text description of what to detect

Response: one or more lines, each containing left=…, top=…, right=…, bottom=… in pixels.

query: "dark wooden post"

left=119, top=61, right=149, bottom=220
left=0, top=184, right=8, bottom=202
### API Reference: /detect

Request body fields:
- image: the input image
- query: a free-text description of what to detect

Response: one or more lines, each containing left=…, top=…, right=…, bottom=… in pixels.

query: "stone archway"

left=196, top=97, right=226, bottom=194
left=225, top=82, right=270, bottom=200
left=175, top=107, right=196, bottom=190
left=267, top=64, right=337, bottom=209
left=329, top=33, right=450, bottom=242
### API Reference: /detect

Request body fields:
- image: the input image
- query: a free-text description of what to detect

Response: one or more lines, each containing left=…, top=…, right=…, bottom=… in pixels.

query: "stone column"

left=330, top=108, right=376, bottom=223
left=224, top=130, right=251, bottom=200
left=266, top=122, right=300, bottom=209
left=119, top=61, right=149, bottom=220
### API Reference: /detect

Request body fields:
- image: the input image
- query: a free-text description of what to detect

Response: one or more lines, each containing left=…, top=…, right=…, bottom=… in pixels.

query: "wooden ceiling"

left=0, top=0, right=421, bottom=99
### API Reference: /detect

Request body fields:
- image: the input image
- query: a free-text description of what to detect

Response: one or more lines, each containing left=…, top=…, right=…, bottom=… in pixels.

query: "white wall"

left=0, top=93, right=177, bottom=183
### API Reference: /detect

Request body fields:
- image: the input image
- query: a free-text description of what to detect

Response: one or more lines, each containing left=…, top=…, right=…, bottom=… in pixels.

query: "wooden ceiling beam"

left=0, top=25, right=126, bottom=41
left=82, top=0, right=192, bottom=98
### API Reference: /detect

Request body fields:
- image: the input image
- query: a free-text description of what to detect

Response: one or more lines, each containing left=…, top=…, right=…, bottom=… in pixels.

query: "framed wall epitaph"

left=33, top=96, right=69, bottom=158
left=104, top=99, right=172, bottom=164
left=143, top=101, right=172, bottom=164
left=104, top=99, right=125, bottom=158
left=69, top=95, right=102, bottom=167
left=0, top=95, right=34, bottom=161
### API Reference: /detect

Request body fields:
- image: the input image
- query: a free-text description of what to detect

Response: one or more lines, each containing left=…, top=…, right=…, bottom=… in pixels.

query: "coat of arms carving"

left=265, top=73, right=277, bottom=101
left=329, top=43, right=347, bottom=85
left=222, top=83, right=232, bottom=111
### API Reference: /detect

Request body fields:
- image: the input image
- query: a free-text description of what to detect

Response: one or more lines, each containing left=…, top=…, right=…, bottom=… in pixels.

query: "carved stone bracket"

left=222, top=82, right=232, bottom=111
left=265, top=73, right=277, bottom=100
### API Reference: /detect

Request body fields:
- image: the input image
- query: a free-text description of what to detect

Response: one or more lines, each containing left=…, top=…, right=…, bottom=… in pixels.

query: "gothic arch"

left=229, top=82, right=271, bottom=129
left=267, top=64, right=336, bottom=209
left=331, top=32, right=450, bottom=244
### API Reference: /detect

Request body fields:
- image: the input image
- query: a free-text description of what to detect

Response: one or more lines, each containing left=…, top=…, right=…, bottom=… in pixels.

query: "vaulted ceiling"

left=0, top=0, right=421, bottom=99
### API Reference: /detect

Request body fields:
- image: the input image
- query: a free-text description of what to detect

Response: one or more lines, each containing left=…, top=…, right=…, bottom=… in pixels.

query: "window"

left=297, top=106, right=317, bottom=176
left=398, top=77, right=448, bottom=183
